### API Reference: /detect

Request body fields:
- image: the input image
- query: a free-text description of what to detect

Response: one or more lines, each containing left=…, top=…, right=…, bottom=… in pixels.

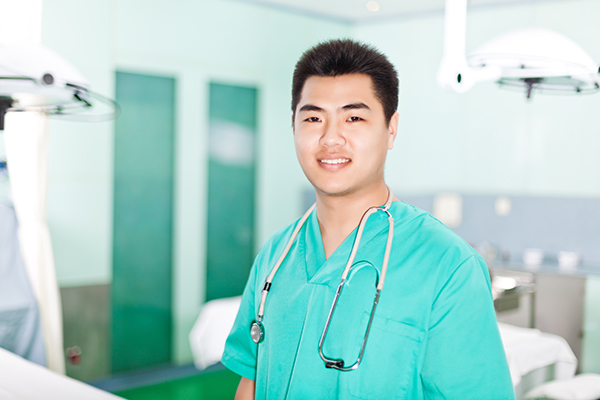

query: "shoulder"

left=253, top=212, right=307, bottom=267
left=390, top=201, right=488, bottom=286
left=391, top=200, right=479, bottom=260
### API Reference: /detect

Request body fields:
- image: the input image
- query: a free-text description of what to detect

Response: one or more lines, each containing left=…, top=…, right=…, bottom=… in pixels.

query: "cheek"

left=353, top=135, right=387, bottom=158
left=356, top=142, right=389, bottom=171
left=294, top=133, right=304, bottom=153
left=294, top=134, right=312, bottom=164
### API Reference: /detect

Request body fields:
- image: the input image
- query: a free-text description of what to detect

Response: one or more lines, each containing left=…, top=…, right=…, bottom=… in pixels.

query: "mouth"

left=319, top=158, right=351, bottom=165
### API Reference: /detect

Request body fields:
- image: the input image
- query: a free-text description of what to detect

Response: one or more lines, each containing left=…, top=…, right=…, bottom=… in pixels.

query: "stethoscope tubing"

left=254, top=187, right=394, bottom=354
left=257, top=202, right=316, bottom=322
left=318, top=191, right=394, bottom=370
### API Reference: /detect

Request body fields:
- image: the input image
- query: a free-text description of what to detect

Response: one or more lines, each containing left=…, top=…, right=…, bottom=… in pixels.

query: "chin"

left=313, top=183, right=356, bottom=197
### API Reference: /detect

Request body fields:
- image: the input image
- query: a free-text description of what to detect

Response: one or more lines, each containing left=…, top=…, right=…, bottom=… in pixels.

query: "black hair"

left=292, top=39, right=399, bottom=124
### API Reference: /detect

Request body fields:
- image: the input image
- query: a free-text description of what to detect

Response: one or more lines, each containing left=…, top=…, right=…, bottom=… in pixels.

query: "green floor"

left=113, top=369, right=239, bottom=400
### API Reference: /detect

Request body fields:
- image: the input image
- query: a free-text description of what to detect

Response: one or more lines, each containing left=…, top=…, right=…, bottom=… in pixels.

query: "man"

left=223, top=39, right=515, bottom=399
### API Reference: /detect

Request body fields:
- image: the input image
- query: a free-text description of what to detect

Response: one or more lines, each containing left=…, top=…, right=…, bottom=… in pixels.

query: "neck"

left=315, top=182, right=390, bottom=259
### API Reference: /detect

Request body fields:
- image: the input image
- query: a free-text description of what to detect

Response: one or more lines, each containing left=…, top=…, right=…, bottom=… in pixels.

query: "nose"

left=319, top=119, right=346, bottom=148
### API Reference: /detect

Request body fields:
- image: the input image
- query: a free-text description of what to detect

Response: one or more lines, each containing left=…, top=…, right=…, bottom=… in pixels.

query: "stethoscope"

left=250, top=188, right=395, bottom=371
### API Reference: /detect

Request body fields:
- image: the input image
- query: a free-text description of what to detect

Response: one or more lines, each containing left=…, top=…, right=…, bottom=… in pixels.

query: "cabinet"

left=493, top=268, right=586, bottom=367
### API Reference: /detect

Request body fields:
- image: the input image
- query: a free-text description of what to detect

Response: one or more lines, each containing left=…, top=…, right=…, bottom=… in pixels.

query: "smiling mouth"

left=319, top=158, right=350, bottom=165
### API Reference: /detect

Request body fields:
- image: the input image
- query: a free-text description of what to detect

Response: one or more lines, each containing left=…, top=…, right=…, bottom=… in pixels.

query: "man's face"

left=293, top=74, right=398, bottom=198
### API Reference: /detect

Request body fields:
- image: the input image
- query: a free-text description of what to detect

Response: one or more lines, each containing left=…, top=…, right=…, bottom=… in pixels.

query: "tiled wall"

left=399, top=193, right=600, bottom=267
left=61, top=284, right=110, bottom=381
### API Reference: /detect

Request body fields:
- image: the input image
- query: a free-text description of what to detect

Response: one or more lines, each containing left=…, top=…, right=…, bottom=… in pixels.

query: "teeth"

left=320, top=158, right=350, bottom=165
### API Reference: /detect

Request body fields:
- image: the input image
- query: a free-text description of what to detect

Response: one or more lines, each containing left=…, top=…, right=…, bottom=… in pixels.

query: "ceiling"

left=233, top=0, right=556, bottom=23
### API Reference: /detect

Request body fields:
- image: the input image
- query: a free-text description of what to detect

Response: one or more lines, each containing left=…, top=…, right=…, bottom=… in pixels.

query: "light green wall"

left=42, top=0, right=115, bottom=287
left=583, top=276, right=600, bottom=373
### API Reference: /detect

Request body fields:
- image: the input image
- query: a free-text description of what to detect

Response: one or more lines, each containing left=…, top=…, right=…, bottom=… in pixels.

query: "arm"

left=235, top=377, right=255, bottom=400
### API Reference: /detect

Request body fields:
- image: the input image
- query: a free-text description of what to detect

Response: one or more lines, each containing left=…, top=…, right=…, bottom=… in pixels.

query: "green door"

left=206, top=83, right=257, bottom=301
left=112, top=71, right=175, bottom=372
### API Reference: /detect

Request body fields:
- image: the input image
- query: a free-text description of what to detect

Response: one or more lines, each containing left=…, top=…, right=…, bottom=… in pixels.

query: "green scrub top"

left=222, top=201, right=516, bottom=400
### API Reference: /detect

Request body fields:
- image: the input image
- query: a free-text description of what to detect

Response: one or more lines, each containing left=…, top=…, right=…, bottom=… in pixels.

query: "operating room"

left=1, top=0, right=600, bottom=399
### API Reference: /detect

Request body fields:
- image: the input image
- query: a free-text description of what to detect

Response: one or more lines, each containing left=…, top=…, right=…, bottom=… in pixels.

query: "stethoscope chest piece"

left=251, top=321, right=264, bottom=344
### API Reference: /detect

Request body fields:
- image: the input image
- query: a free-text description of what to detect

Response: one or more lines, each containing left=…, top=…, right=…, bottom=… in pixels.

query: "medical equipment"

left=0, top=44, right=119, bottom=130
left=250, top=188, right=394, bottom=371
left=437, top=0, right=600, bottom=98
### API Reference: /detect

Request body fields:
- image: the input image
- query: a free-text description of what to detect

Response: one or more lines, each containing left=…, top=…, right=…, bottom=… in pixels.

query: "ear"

left=387, top=112, right=399, bottom=150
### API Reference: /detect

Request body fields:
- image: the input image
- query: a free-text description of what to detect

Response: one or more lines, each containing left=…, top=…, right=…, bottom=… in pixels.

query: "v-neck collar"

left=303, top=203, right=395, bottom=287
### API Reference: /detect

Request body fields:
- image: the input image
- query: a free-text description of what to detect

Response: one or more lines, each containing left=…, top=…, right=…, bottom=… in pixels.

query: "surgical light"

left=437, top=0, right=600, bottom=98
left=0, top=43, right=118, bottom=130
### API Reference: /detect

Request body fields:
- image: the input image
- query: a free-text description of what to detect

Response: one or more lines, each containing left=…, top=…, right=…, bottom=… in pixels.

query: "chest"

left=253, top=244, right=434, bottom=399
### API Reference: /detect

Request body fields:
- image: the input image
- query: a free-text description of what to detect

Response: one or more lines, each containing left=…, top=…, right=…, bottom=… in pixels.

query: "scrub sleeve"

left=420, top=255, right=515, bottom=399
left=222, top=251, right=260, bottom=381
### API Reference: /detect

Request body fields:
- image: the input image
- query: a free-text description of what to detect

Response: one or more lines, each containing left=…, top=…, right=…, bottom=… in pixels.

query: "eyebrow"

left=298, top=102, right=370, bottom=113
left=298, top=104, right=324, bottom=113
left=342, top=102, right=370, bottom=111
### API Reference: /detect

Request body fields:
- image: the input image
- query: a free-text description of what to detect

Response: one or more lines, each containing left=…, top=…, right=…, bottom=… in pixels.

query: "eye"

left=347, top=116, right=363, bottom=122
left=305, top=116, right=321, bottom=122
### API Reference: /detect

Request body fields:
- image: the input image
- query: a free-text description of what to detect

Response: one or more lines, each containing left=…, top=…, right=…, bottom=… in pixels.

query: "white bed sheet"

left=498, top=322, right=577, bottom=398
left=0, top=347, right=123, bottom=400
left=189, top=296, right=242, bottom=370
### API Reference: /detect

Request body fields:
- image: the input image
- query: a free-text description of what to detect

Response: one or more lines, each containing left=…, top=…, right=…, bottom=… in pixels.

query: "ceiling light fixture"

left=437, top=0, right=599, bottom=98
left=0, top=43, right=119, bottom=130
